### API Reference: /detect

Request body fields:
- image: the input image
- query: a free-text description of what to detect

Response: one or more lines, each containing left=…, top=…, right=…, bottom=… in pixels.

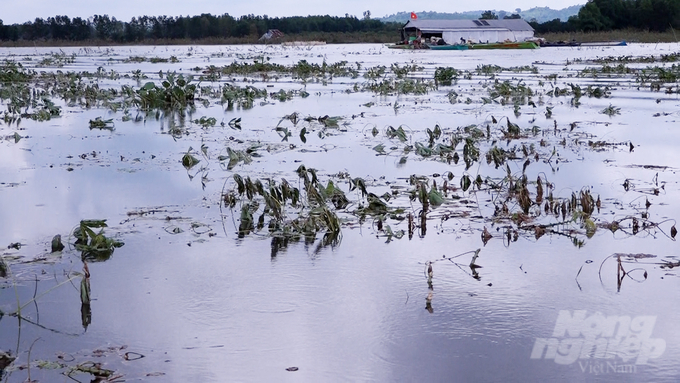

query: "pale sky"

left=1, top=0, right=585, bottom=24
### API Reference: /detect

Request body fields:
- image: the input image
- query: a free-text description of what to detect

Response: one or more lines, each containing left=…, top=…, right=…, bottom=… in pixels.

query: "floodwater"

left=1, top=43, right=680, bottom=382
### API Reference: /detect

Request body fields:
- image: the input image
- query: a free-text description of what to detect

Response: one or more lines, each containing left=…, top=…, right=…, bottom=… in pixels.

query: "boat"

left=386, top=43, right=429, bottom=50
left=539, top=41, right=581, bottom=47
left=579, top=40, right=627, bottom=47
left=426, top=43, right=469, bottom=50
left=469, top=41, right=539, bottom=49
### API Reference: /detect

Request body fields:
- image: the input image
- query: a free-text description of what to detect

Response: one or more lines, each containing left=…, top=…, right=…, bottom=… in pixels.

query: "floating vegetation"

left=363, top=77, right=434, bottom=95
left=181, top=147, right=201, bottom=169
left=434, top=67, right=459, bottom=86
left=600, top=104, right=621, bottom=116
left=221, top=166, right=346, bottom=250
left=583, top=52, right=680, bottom=65
left=89, top=117, right=114, bottom=129
left=3, top=43, right=680, bottom=383
left=221, top=84, right=268, bottom=109
left=219, top=146, right=253, bottom=170
left=128, top=73, right=197, bottom=111
left=51, top=234, right=65, bottom=252
left=193, top=116, right=217, bottom=128
left=37, top=52, right=76, bottom=67
left=72, top=220, right=124, bottom=261
left=487, top=79, right=534, bottom=106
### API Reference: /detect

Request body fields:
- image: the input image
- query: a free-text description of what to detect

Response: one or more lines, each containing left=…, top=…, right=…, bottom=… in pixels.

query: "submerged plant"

left=600, top=104, right=621, bottom=116
left=182, top=147, right=201, bottom=169
left=222, top=165, right=349, bottom=246
left=89, top=117, right=114, bottom=130
left=434, top=67, right=459, bottom=86
left=130, top=72, right=197, bottom=111
left=72, top=220, right=124, bottom=262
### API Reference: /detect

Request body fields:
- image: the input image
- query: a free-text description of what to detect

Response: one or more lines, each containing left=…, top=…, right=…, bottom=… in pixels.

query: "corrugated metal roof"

left=403, top=19, right=534, bottom=32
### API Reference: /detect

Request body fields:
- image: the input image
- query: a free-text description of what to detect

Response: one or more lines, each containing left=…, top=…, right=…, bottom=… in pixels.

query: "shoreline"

left=1, top=30, right=679, bottom=48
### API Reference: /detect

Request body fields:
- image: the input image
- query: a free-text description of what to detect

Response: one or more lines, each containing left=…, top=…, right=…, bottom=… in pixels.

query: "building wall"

left=442, top=30, right=533, bottom=44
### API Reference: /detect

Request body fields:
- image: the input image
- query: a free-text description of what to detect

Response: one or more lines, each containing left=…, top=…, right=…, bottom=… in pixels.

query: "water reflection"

left=2, top=43, right=680, bottom=382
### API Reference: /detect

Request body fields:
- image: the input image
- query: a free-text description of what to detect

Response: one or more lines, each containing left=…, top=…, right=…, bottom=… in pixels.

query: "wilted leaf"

left=51, top=234, right=64, bottom=252
left=481, top=227, right=492, bottom=244
left=585, top=218, right=597, bottom=238
left=182, top=153, right=200, bottom=169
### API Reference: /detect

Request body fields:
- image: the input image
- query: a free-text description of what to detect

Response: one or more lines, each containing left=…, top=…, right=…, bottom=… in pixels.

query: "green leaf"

left=300, top=127, right=307, bottom=143
left=461, top=175, right=471, bottom=192
left=182, top=153, right=200, bottom=169
left=428, top=187, right=445, bottom=206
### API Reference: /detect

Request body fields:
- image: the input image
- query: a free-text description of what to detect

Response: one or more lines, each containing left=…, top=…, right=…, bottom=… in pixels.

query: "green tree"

left=636, top=0, right=680, bottom=31
left=480, top=11, right=498, bottom=20
left=575, top=2, right=610, bottom=31
left=593, top=0, right=632, bottom=28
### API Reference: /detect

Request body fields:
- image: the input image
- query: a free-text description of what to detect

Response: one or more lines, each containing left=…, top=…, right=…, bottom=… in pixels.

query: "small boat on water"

left=535, top=39, right=626, bottom=48
left=386, top=43, right=429, bottom=50
left=387, top=40, right=538, bottom=51
left=580, top=40, right=627, bottom=47
left=426, top=43, right=469, bottom=50
left=539, top=41, right=581, bottom=47
left=470, top=41, right=539, bottom=50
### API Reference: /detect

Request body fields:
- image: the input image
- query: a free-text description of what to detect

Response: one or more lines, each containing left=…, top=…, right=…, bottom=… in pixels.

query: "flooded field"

left=1, top=42, right=680, bottom=382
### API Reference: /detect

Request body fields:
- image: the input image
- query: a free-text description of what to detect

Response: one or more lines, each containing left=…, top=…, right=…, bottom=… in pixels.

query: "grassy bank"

left=0, top=31, right=399, bottom=48
left=1, top=29, right=678, bottom=47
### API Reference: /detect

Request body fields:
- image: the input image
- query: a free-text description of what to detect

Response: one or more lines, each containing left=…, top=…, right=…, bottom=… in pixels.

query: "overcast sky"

left=1, top=0, right=585, bottom=24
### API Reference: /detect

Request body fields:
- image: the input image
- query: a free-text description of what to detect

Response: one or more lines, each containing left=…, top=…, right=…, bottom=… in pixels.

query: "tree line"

left=0, top=13, right=398, bottom=42
left=531, top=0, right=680, bottom=33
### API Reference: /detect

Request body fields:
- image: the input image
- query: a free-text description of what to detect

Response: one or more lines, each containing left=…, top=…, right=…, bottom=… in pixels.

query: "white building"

left=401, top=19, right=535, bottom=44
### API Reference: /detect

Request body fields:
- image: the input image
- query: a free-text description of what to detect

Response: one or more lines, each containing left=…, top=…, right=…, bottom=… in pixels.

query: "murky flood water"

left=1, top=43, right=680, bottom=382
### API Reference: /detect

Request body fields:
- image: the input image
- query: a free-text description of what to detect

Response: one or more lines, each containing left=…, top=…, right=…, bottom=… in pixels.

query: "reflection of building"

left=401, top=19, right=534, bottom=44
